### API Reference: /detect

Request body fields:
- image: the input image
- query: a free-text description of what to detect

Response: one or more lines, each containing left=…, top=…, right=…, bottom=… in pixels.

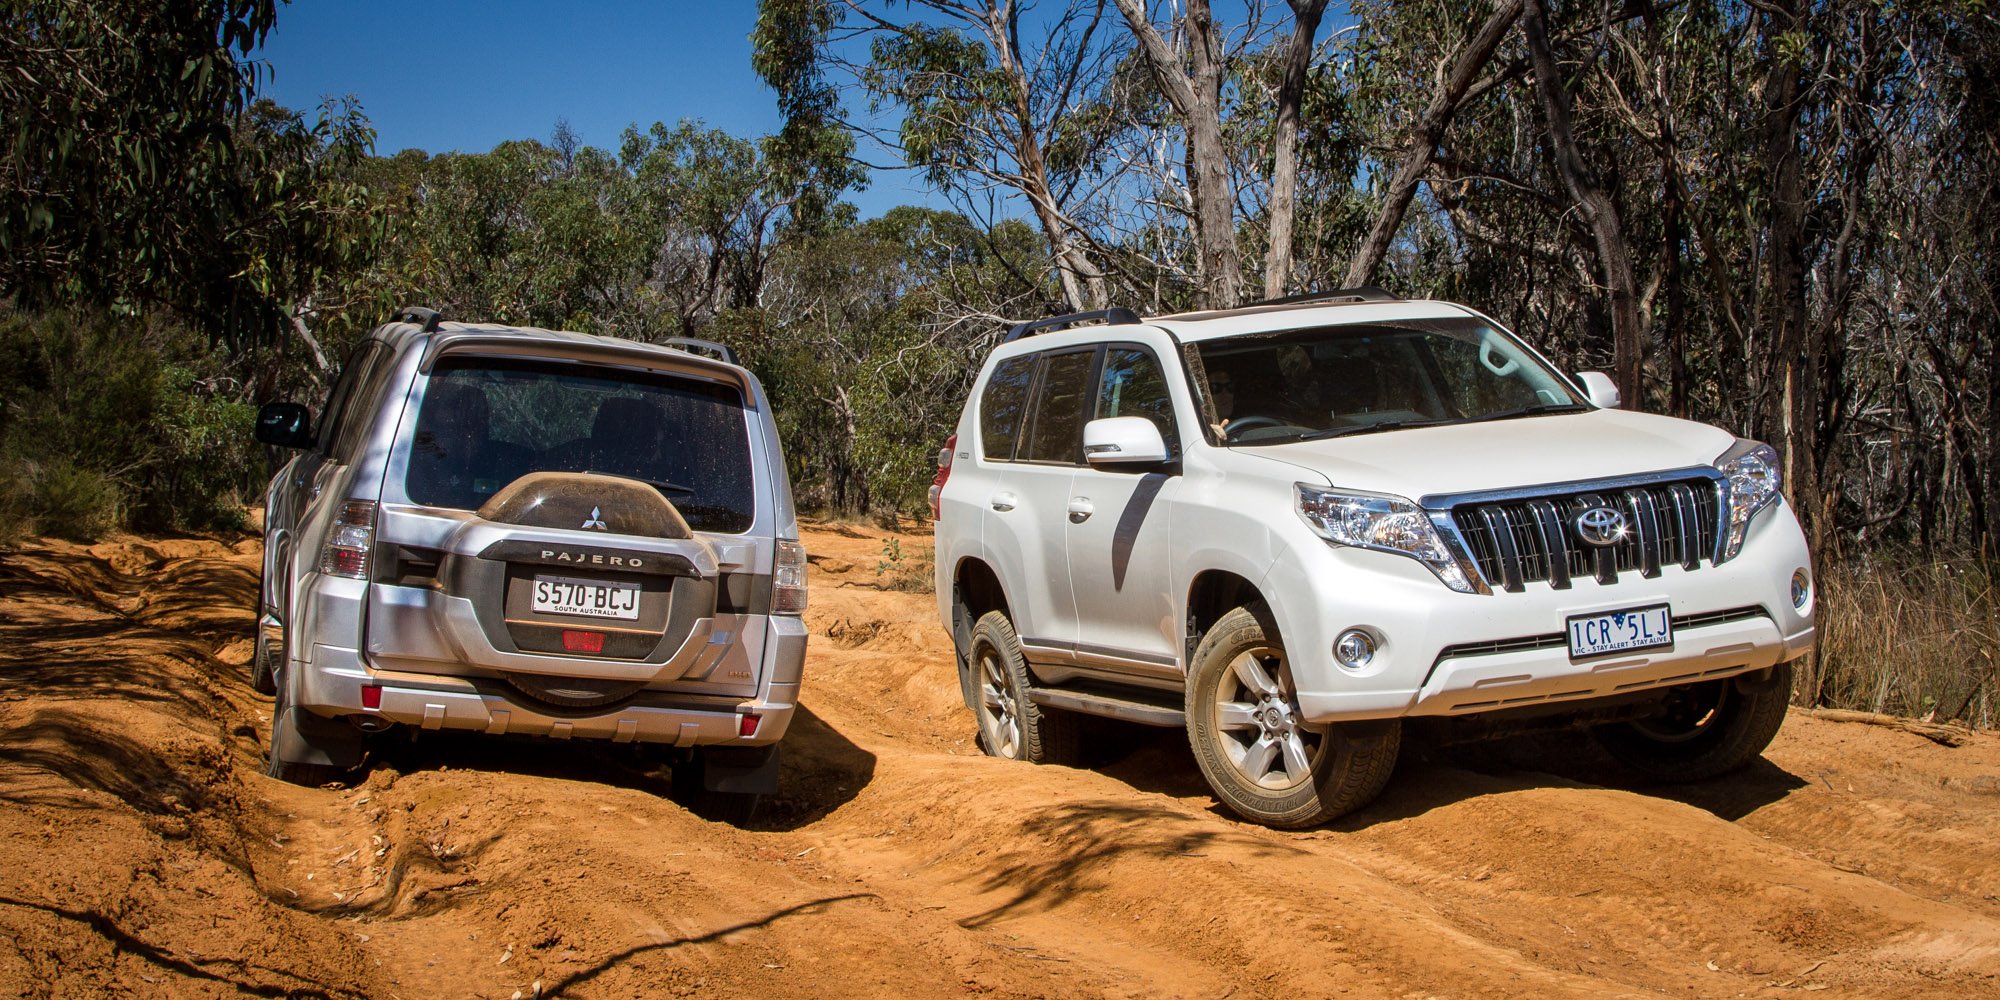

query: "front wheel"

left=1593, top=662, right=1793, bottom=781
left=1186, top=604, right=1399, bottom=828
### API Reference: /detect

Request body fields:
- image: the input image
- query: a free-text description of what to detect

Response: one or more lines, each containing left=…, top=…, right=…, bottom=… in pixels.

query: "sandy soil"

left=2, top=521, right=1998, bottom=999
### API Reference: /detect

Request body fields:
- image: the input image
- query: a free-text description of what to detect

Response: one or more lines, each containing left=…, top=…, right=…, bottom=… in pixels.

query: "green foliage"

left=0, top=0, right=381, bottom=350
left=751, top=0, right=868, bottom=230
left=0, top=308, right=258, bottom=540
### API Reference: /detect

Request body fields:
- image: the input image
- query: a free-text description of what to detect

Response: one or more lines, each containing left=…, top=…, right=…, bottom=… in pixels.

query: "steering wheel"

left=1479, top=339, right=1520, bottom=377
left=1225, top=415, right=1288, bottom=435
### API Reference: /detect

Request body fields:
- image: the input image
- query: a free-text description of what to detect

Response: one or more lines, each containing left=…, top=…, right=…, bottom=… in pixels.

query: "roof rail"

left=392, top=306, right=442, bottom=333
left=1004, top=307, right=1143, bottom=343
left=1246, top=286, right=1399, bottom=308
left=662, top=337, right=738, bottom=366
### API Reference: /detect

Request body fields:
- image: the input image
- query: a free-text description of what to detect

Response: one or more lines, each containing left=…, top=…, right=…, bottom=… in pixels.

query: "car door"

left=981, top=347, right=1096, bottom=664
left=1065, top=343, right=1185, bottom=678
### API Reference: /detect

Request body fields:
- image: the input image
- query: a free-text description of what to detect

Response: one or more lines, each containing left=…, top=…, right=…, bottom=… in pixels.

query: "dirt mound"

left=3, top=520, right=1998, bottom=997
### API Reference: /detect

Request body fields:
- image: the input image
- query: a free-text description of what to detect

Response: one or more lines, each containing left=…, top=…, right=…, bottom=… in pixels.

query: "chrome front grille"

left=1447, top=476, right=1723, bottom=591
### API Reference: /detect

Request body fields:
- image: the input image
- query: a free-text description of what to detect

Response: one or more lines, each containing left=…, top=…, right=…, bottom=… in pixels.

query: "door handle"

left=990, top=492, right=1017, bottom=512
left=1067, top=497, right=1094, bottom=523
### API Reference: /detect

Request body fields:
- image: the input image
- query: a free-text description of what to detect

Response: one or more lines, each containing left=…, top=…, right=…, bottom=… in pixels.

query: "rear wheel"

left=670, top=751, right=762, bottom=825
left=265, top=689, right=349, bottom=788
left=1186, top=604, right=1399, bottom=828
left=968, top=611, right=1078, bottom=765
left=249, top=614, right=279, bottom=696
left=1593, top=663, right=1793, bottom=781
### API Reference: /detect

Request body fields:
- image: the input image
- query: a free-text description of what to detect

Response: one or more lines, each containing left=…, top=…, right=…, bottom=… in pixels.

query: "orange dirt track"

left=2, top=522, right=1997, bottom=999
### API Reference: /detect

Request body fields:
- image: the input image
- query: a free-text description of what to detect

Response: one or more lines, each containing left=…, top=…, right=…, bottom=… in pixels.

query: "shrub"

left=1800, top=552, right=1999, bottom=728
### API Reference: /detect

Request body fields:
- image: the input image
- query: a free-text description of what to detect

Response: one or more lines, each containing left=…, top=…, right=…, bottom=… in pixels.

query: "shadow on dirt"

left=1032, top=715, right=1809, bottom=830
left=0, top=708, right=209, bottom=817
left=0, top=895, right=366, bottom=999
left=958, top=799, right=1311, bottom=927
left=359, top=703, right=876, bottom=832
left=536, top=892, right=877, bottom=995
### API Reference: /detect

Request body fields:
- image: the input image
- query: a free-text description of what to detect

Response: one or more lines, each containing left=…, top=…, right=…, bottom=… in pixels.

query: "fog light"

left=1334, top=629, right=1377, bottom=669
left=561, top=629, right=606, bottom=653
left=1791, top=569, right=1812, bottom=609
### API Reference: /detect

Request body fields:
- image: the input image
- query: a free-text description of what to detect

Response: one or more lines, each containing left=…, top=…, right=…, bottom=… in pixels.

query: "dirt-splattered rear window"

left=404, top=356, right=756, bottom=533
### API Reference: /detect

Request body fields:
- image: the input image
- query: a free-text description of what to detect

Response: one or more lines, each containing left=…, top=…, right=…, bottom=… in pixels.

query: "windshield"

left=402, top=357, right=757, bottom=533
left=1191, top=318, right=1585, bottom=445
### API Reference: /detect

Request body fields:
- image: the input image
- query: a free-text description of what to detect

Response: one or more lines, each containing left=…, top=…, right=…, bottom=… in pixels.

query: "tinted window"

left=315, top=343, right=376, bottom=455
left=1095, top=347, right=1176, bottom=453
left=332, top=344, right=400, bottom=462
left=979, top=356, right=1035, bottom=461
left=404, top=357, right=757, bottom=533
left=1021, top=350, right=1095, bottom=464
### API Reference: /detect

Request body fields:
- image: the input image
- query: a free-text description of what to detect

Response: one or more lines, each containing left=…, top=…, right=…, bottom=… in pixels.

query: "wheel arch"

left=1184, top=569, right=1266, bottom=663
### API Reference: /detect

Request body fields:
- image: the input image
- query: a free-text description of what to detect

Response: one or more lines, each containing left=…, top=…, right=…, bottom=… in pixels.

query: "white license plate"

left=1566, top=604, right=1673, bottom=659
left=531, top=575, right=641, bottom=621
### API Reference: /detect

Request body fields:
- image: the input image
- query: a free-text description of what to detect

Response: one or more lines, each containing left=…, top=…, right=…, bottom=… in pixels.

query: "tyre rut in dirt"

left=967, top=610, right=1079, bottom=765
left=1593, top=662, right=1794, bottom=781
left=1186, top=603, right=1398, bottom=828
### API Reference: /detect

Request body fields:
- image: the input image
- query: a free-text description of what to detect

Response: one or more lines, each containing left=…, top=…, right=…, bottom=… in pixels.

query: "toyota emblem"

left=1574, top=506, right=1629, bottom=547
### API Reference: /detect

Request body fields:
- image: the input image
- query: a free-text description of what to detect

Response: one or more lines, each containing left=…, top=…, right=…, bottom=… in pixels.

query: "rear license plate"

left=531, top=575, right=641, bottom=621
left=1566, top=604, right=1672, bottom=659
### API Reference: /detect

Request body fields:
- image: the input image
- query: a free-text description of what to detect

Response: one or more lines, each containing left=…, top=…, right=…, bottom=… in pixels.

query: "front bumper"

left=1271, top=502, right=1817, bottom=723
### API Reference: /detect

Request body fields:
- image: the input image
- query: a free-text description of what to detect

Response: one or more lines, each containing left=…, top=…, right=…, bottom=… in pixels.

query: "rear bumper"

left=295, top=616, right=807, bottom=748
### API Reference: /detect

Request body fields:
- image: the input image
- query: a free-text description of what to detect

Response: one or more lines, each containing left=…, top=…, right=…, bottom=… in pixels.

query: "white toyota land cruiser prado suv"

left=932, top=288, right=1816, bottom=828
left=253, top=308, right=807, bottom=821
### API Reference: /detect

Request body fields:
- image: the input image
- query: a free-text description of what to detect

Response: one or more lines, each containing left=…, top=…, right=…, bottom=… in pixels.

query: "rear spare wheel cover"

left=477, top=471, right=692, bottom=539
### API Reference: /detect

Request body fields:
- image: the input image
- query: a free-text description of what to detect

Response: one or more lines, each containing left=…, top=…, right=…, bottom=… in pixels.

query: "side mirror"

left=1576, top=372, right=1621, bottom=410
left=255, top=402, right=316, bottom=449
left=1083, top=416, right=1170, bottom=466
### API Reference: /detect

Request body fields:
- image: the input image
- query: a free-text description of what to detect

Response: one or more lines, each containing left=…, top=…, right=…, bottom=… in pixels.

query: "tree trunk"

left=1264, top=0, right=1328, bottom=300
left=1521, top=0, right=1644, bottom=408
left=1344, top=0, right=1524, bottom=288
left=1754, top=0, right=1815, bottom=531
left=1115, top=0, right=1243, bottom=308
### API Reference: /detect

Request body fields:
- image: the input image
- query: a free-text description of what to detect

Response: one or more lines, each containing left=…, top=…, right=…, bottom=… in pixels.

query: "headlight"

left=1715, top=439, right=1782, bottom=561
left=1295, top=484, right=1481, bottom=593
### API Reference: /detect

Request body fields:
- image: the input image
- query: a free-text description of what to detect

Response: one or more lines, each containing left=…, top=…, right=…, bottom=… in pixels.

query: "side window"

left=979, top=356, right=1036, bottom=462
left=1021, top=349, right=1096, bottom=464
left=1095, top=347, right=1177, bottom=455
left=314, top=343, right=377, bottom=456
left=332, top=345, right=400, bottom=462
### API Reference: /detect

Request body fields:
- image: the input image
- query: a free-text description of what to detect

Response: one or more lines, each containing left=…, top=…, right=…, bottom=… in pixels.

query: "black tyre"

left=249, top=615, right=279, bottom=696
left=670, top=752, right=762, bottom=825
left=967, top=610, right=1079, bottom=765
left=1593, top=662, right=1793, bottom=781
left=1186, top=604, right=1399, bottom=829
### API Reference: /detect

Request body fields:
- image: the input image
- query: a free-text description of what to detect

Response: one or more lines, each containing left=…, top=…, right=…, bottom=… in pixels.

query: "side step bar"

left=1029, top=686, right=1185, bottom=728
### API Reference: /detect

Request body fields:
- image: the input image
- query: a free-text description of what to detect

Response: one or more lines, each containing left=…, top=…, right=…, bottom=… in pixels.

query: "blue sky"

left=259, top=1, right=938, bottom=218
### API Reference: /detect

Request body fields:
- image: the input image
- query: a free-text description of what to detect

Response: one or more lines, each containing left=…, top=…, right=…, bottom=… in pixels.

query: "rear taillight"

left=773, top=538, right=807, bottom=615
left=928, top=433, right=957, bottom=521
left=319, top=500, right=377, bottom=579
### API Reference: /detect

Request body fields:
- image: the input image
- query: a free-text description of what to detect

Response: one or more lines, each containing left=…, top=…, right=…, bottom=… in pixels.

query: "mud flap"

left=700, top=743, right=781, bottom=795
left=273, top=706, right=367, bottom=768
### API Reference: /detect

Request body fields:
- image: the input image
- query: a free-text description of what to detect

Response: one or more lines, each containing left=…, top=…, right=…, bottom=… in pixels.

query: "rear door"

left=978, top=347, right=1095, bottom=659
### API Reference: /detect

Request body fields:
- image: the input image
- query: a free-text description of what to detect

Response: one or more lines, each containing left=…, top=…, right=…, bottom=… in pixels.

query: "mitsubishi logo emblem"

left=1574, top=506, right=1629, bottom=547
left=581, top=506, right=608, bottom=531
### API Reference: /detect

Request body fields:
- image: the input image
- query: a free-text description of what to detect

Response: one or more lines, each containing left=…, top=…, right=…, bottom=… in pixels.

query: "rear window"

left=979, top=356, right=1035, bottom=460
left=403, top=357, right=757, bottom=533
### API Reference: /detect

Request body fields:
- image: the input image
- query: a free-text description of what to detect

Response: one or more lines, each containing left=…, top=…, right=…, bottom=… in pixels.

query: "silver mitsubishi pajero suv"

left=254, top=307, right=807, bottom=820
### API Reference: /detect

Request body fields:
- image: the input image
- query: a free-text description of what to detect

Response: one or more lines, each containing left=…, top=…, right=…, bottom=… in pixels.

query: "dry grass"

left=1801, top=553, right=2000, bottom=728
